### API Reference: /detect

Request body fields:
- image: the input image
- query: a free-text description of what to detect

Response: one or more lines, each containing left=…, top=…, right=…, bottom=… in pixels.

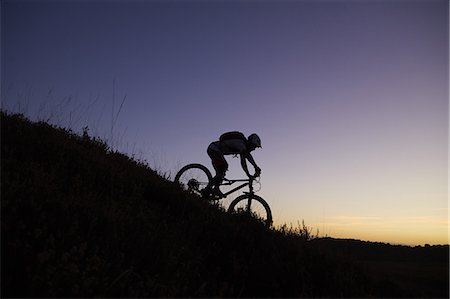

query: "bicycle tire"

left=228, top=194, right=272, bottom=227
left=174, top=163, right=212, bottom=196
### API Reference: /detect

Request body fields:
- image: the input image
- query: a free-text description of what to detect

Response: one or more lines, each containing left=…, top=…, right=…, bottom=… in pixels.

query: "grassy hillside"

left=2, top=111, right=448, bottom=297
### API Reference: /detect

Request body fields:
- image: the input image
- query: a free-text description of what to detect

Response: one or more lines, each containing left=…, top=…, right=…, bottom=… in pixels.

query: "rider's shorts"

left=207, top=143, right=228, bottom=174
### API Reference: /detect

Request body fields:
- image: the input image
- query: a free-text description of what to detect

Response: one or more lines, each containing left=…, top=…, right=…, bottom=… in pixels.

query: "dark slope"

left=312, top=238, right=449, bottom=298
left=2, top=112, right=447, bottom=298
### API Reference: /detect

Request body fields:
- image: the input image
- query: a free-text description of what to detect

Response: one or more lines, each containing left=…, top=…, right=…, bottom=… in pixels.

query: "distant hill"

left=2, top=111, right=448, bottom=298
left=311, top=237, right=448, bottom=298
left=312, top=237, right=448, bottom=263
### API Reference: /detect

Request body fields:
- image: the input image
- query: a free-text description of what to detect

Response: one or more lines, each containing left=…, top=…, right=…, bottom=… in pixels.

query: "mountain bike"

left=174, top=163, right=272, bottom=227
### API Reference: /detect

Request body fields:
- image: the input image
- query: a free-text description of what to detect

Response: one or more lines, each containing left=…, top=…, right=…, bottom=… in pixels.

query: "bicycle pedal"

left=207, top=196, right=221, bottom=201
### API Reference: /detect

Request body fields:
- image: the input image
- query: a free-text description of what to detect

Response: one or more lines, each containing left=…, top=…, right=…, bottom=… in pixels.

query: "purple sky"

left=2, top=0, right=448, bottom=245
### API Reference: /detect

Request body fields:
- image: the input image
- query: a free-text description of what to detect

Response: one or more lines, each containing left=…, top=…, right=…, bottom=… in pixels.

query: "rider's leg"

left=206, top=147, right=227, bottom=197
left=211, top=169, right=226, bottom=197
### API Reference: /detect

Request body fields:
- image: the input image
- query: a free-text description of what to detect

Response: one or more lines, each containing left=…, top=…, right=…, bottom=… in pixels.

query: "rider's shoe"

left=211, top=188, right=224, bottom=199
left=200, top=188, right=211, bottom=198
left=201, top=187, right=223, bottom=200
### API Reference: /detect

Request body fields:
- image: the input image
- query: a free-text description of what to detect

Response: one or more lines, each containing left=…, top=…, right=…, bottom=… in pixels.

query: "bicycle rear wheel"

left=174, top=163, right=212, bottom=196
left=228, top=194, right=272, bottom=227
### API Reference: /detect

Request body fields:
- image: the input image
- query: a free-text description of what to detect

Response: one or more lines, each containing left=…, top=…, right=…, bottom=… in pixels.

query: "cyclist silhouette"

left=203, top=132, right=262, bottom=198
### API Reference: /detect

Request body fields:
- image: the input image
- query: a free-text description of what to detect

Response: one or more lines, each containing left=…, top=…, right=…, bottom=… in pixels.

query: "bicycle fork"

left=244, top=192, right=254, bottom=214
left=244, top=182, right=255, bottom=213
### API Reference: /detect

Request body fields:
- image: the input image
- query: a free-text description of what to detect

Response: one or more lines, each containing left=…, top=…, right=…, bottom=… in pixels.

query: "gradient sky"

left=2, top=0, right=448, bottom=245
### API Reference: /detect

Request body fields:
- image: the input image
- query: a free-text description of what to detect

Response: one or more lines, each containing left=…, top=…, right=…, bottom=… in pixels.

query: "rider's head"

left=247, top=133, right=262, bottom=151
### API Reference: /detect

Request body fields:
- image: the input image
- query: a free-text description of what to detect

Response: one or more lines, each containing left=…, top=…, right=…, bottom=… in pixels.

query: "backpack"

left=219, top=131, right=247, bottom=143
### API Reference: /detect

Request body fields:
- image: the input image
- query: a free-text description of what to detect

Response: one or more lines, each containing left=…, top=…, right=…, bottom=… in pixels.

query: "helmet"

left=248, top=133, right=262, bottom=148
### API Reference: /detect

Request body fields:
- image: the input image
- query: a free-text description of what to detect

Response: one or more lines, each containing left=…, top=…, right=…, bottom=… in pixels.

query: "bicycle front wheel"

left=228, top=194, right=272, bottom=227
left=174, top=163, right=212, bottom=196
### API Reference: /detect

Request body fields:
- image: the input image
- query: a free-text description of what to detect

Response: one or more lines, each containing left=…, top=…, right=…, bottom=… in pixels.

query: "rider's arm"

left=241, top=152, right=261, bottom=177
left=240, top=154, right=252, bottom=178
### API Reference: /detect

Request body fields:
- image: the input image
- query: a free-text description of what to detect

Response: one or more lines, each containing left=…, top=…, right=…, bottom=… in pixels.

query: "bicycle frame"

left=219, top=178, right=254, bottom=198
left=174, top=163, right=272, bottom=226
